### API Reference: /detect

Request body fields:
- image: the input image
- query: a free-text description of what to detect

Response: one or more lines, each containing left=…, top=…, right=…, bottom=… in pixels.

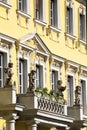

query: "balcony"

left=17, top=92, right=67, bottom=115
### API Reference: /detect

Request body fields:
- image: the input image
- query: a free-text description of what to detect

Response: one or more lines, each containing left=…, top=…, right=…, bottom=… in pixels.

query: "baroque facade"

left=0, top=0, right=87, bottom=130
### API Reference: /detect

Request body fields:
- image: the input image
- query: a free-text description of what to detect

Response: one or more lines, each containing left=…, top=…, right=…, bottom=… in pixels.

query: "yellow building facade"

left=0, top=0, right=87, bottom=130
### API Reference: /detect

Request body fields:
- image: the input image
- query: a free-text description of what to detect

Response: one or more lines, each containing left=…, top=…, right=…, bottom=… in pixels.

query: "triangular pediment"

left=19, top=33, right=50, bottom=56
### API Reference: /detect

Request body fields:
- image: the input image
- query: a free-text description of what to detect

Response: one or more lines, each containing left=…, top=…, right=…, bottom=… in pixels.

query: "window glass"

left=51, top=0, right=57, bottom=27
left=80, top=14, right=85, bottom=40
left=66, top=7, right=73, bottom=34
left=36, top=0, right=43, bottom=20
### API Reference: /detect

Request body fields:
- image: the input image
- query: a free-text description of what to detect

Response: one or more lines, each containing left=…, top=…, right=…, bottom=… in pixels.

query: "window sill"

left=17, top=10, right=31, bottom=19
left=79, top=39, right=86, bottom=44
left=34, top=19, right=47, bottom=26
left=0, top=1, right=11, bottom=9
left=65, top=33, right=77, bottom=40
left=49, top=26, right=61, bottom=33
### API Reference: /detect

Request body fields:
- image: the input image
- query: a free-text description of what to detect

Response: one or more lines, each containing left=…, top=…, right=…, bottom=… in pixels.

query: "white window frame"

left=79, top=7, right=86, bottom=41
left=0, top=47, right=9, bottom=88
left=1, top=0, right=10, bottom=4
left=0, top=53, right=4, bottom=87
left=36, top=0, right=46, bottom=22
left=18, top=0, right=30, bottom=14
left=66, top=71, right=75, bottom=106
left=80, top=76, right=87, bottom=106
left=35, top=60, right=45, bottom=88
left=51, top=66, right=60, bottom=91
left=66, top=0, right=75, bottom=36
left=50, top=0, right=60, bottom=29
left=18, top=51, right=29, bottom=94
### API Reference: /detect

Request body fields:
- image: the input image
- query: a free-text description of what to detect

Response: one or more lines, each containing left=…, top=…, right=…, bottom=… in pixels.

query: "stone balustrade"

left=37, top=97, right=66, bottom=115
left=17, top=92, right=67, bottom=115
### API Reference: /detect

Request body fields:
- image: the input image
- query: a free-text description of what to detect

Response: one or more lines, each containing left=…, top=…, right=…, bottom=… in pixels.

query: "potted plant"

left=49, top=90, right=56, bottom=101
left=35, top=87, right=42, bottom=97
left=42, top=87, right=49, bottom=100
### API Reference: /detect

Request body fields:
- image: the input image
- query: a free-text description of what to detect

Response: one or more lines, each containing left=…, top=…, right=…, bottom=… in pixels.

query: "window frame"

left=79, top=7, right=86, bottom=41
left=66, top=72, right=75, bottom=106
left=18, top=48, right=29, bottom=94
left=35, top=60, right=45, bottom=89
left=35, top=0, right=46, bottom=22
left=66, top=0, right=75, bottom=36
left=50, top=0, right=60, bottom=29
left=18, top=0, right=30, bottom=15
left=80, top=76, right=87, bottom=107
left=51, top=66, right=60, bottom=91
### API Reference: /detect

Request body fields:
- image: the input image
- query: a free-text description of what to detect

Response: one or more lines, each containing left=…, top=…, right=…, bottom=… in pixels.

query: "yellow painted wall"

left=0, top=0, right=86, bottom=130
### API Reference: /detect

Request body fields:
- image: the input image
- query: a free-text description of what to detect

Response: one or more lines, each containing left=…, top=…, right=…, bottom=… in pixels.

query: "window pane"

left=19, top=0, right=26, bottom=12
left=51, top=0, right=57, bottom=27
left=0, top=54, right=3, bottom=87
left=66, top=7, right=72, bottom=34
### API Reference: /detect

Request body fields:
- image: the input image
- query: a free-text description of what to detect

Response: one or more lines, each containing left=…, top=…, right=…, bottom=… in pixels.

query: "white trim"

left=79, top=6, right=86, bottom=41
left=73, top=4, right=75, bottom=36
left=57, top=0, right=60, bottom=28
left=42, top=0, right=46, bottom=22
left=0, top=33, right=15, bottom=43
left=34, top=19, right=47, bottom=26
left=36, top=112, right=73, bottom=122
left=65, top=33, right=77, bottom=40
left=19, top=33, right=36, bottom=43
left=66, top=71, right=75, bottom=106
left=36, top=59, right=46, bottom=88
left=79, top=39, right=86, bottom=44
left=19, top=43, right=33, bottom=51
left=35, top=118, right=68, bottom=127
left=36, top=50, right=49, bottom=57
left=49, top=26, right=61, bottom=33
left=68, top=61, right=79, bottom=69
left=0, top=47, right=9, bottom=63
left=52, top=55, right=64, bottom=63
left=18, top=46, right=30, bottom=93
left=35, top=35, right=50, bottom=54
left=80, top=76, right=87, bottom=105
left=0, top=1, right=11, bottom=9
left=17, top=10, right=31, bottom=19
left=26, top=0, right=30, bottom=15
left=66, top=0, right=74, bottom=35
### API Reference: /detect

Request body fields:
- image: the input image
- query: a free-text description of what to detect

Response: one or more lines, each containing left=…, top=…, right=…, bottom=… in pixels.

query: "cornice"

left=76, top=0, right=86, bottom=5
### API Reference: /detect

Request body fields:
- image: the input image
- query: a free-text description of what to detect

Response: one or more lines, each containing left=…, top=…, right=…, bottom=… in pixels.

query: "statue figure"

left=74, top=85, right=81, bottom=106
left=27, top=70, right=36, bottom=92
left=4, top=62, right=13, bottom=87
left=57, top=80, right=66, bottom=97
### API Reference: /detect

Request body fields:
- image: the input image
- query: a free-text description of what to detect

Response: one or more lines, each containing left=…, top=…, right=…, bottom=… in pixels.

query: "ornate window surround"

left=66, top=0, right=75, bottom=37
left=79, top=5, right=86, bottom=43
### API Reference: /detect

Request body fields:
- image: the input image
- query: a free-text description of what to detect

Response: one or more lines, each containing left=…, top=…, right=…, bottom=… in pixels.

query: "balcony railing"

left=37, top=96, right=67, bottom=115
left=17, top=92, right=67, bottom=116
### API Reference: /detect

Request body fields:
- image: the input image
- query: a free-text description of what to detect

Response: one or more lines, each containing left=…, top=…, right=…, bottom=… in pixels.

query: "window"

left=19, top=0, right=26, bottom=12
left=19, top=59, right=27, bottom=93
left=36, top=65, right=43, bottom=88
left=18, top=0, right=29, bottom=14
left=66, top=7, right=73, bottom=34
left=50, top=0, right=57, bottom=27
left=67, top=75, right=74, bottom=106
left=80, top=14, right=85, bottom=41
left=36, top=0, right=43, bottom=20
left=80, top=80, right=86, bottom=107
left=52, top=70, right=58, bottom=91
left=0, top=52, right=7, bottom=88
left=0, top=53, right=4, bottom=87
